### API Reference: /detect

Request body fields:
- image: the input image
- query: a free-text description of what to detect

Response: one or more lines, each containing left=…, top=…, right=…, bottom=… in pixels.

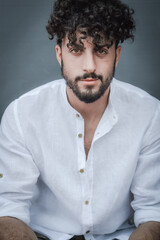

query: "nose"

left=83, top=51, right=96, bottom=73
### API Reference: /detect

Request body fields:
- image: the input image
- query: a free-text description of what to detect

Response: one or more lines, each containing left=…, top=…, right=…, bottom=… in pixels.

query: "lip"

left=79, top=78, right=99, bottom=86
left=80, top=78, right=98, bottom=82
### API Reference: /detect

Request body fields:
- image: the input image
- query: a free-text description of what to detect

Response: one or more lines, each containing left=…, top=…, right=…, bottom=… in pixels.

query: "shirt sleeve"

left=0, top=100, right=40, bottom=224
left=130, top=103, right=160, bottom=227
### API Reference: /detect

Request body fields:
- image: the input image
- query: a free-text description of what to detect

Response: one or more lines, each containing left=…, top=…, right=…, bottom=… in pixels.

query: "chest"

left=84, top=120, right=99, bottom=159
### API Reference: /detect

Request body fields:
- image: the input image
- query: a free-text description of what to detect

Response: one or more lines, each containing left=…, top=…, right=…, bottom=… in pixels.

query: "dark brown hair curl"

left=46, top=0, right=136, bottom=48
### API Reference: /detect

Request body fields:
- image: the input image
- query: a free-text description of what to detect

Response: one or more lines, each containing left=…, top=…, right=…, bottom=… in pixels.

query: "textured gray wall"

left=0, top=0, right=160, bottom=118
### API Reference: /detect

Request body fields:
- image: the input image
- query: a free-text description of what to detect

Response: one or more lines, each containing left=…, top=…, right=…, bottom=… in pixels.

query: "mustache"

left=75, top=72, right=103, bottom=82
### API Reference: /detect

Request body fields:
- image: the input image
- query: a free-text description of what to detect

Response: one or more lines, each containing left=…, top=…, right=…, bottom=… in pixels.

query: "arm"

left=130, top=104, right=160, bottom=240
left=0, top=101, right=40, bottom=224
left=129, top=221, right=160, bottom=240
left=0, top=217, right=38, bottom=240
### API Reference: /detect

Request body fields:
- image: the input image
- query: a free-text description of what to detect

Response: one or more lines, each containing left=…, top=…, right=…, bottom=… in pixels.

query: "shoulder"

left=2, top=79, right=66, bottom=123
left=111, top=78, right=160, bottom=128
left=18, top=79, right=65, bottom=101
left=112, top=78, right=160, bottom=109
left=13, top=78, right=65, bottom=109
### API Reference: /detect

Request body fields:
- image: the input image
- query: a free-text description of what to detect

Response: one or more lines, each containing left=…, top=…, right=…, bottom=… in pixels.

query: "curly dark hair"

left=46, top=0, right=135, bottom=48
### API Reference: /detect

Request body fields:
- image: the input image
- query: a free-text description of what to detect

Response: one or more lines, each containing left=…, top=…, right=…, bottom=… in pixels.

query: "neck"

left=66, top=86, right=110, bottom=120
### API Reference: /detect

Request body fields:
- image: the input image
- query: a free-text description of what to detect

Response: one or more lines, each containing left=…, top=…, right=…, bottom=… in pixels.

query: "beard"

left=61, top=58, right=116, bottom=104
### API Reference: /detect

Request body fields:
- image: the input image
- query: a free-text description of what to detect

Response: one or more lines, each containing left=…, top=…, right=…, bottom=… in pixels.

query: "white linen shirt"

left=0, top=78, right=160, bottom=240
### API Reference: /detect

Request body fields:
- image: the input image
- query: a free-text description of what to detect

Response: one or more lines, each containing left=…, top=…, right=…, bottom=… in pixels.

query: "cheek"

left=64, top=57, right=82, bottom=73
left=63, top=61, right=78, bottom=79
left=100, top=57, right=115, bottom=70
left=66, top=63, right=77, bottom=73
left=97, top=61, right=111, bottom=72
left=96, top=61, right=115, bottom=78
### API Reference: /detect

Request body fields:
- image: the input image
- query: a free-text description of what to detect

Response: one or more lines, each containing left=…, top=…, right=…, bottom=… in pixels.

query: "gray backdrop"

left=0, top=0, right=160, bottom=118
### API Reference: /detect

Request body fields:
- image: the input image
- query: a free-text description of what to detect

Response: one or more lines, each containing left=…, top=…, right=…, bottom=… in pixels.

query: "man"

left=0, top=0, right=160, bottom=239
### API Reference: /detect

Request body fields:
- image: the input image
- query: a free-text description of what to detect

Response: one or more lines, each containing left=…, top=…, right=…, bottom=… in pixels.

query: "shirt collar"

left=94, top=79, right=118, bottom=138
left=61, top=78, right=118, bottom=130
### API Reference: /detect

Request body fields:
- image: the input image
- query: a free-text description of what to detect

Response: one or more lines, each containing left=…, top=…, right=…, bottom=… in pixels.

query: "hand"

left=129, top=221, right=160, bottom=240
left=0, top=217, right=38, bottom=240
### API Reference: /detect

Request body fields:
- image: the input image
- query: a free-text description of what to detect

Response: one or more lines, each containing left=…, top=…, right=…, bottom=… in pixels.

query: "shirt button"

left=85, top=200, right=89, bottom=205
left=76, top=113, right=80, bottom=118
left=86, top=230, right=90, bottom=234
left=80, top=169, right=84, bottom=173
left=0, top=173, right=3, bottom=178
left=78, top=133, right=83, bottom=138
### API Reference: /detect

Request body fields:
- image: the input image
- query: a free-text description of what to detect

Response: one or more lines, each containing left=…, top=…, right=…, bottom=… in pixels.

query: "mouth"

left=78, top=78, right=99, bottom=86
left=80, top=78, right=99, bottom=82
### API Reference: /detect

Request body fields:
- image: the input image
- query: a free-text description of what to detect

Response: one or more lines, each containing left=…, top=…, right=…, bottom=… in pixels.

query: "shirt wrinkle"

left=0, top=78, right=159, bottom=240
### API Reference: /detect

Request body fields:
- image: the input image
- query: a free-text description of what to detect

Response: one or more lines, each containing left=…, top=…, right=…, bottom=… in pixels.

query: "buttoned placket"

left=75, top=112, right=94, bottom=235
left=75, top=101, right=118, bottom=236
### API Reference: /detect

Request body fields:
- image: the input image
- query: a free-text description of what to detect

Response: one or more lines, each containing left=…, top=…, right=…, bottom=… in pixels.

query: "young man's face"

left=56, top=33, right=121, bottom=103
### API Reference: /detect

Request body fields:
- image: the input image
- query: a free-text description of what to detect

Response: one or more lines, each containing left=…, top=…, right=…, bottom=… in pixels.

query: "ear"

left=55, top=45, right=62, bottom=66
left=115, top=46, right=121, bottom=67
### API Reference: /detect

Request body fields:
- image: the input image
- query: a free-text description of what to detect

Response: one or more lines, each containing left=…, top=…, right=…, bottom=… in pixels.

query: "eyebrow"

left=67, top=43, right=84, bottom=50
left=94, top=44, right=110, bottom=50
left=67, top=43, right=110, bottom=50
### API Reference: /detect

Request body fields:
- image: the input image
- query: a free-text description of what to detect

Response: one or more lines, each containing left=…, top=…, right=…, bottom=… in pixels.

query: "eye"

left=96, top=48, right=108, bottom=56
left=69, top=48, right=82, bottom=55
